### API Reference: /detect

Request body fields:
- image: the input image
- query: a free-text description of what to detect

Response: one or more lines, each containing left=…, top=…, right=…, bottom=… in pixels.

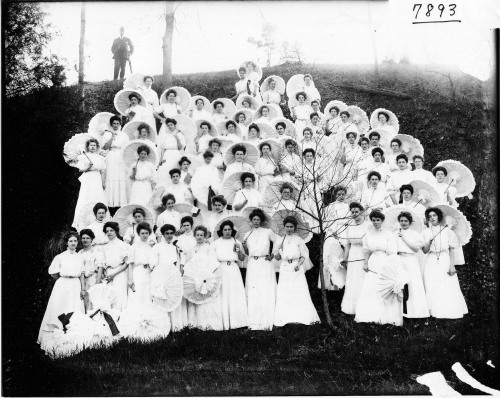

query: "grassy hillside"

left=2, top=62, right=498, bottom=395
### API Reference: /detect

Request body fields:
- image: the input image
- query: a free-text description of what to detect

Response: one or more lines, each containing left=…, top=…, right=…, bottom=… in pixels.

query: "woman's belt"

left=220, top=260, right=238, bottom=265
left=398, top=252, right=415, bottom=257
left=60, top=275, right=79, bottom=278
left=251, top=255, right=267, bottom=260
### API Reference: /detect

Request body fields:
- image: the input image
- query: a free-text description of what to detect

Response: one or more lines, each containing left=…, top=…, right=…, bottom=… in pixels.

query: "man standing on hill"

left=111, top=27, right=134, bottom=80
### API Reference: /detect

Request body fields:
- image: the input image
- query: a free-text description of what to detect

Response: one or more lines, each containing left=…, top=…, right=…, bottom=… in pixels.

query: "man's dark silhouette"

left=111, top=27, right=134, bottom=80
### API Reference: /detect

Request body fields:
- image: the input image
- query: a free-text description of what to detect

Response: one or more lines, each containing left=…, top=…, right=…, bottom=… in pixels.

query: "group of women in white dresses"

left=46, top=65, right=473, bottom=357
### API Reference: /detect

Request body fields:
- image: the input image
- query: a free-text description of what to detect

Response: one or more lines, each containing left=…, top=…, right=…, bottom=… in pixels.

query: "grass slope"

left=2, top=62, right=498, bottom=395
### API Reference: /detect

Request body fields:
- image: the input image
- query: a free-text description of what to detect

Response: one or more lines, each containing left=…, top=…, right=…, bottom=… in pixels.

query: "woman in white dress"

left=360, top=171, right=392, bottom=213
left=422, top=207, right=468, bottom=319
left=157, top=118, right=186, bottom=185
left=432, top=166, right=459, bottom=208
left=411, top=155, right=435, bottom=184
left=246, top=123, right=261, bottom=146
left=150, top=223, right=188, bottom=331
left=399, top=184, right=426, bottom=222
left=212, top=220, right=249, bottom=329
left=191, top=151, right=221, bottom=221
left=138, top=75, right=159, bottom=135
left=356, top=137, right=373, bottom=184
left=224, top=144, right=256, bottom=176
left=103, top=116, right=129, bottom=207
left=341, top=132, right=363, bottom=184
left=154, top=88, right=181, bottom=122
left=386, top=138, right=410, bottom=172
left=126, top=222, right=154, bottom=309
left=189, top=98, right=213, bottom=122
left=194, top=121, right=214, bottom=155
left=155, top=194, right=182, bottom=242
left=38, top=232, right=86, bottom=347
left=255, top=142, right=279, bottom=196
left=340, top=202, right=370, bottom=314
left=178, top=156, right=195, bottom=186
left=207, top=195, right=230, bottom=238
left=262, top=78, right=284, bottom=106
left=300, top=127, right=317, bottom=153
left=85, top=203, right=109, bottom=247
left=242, top=208, right=278, bottom=330
left=376, top=111, right=396, bottom=135
left=280, top=139, right=302, bottom=181
left=123, top=207, right=157, bottom=246
left=303, top=74, right=321, bottom=102
left=235, top=111, right=249, bottom=140
left=128, top=144, right=156, bottom=206
left=387, top=154, right=413, bottom=204
left=125, top=92, right=149, bottom=123
left=355, top=210, right=403, bottom=326
left=274, top=216, right=319, bottom=326
left=233, top=67, right=252, bottom=100
left=222, top=120, right=242, bottom=144
left=325, top=106, right=341, bottom=136
left=367, top=147, right=391, bottom=190
left=334, top=111, right=358, bottom=139
left=310, top=101, right=325, bottom=126
left=395, top=212, right=430, bottom=318
left=308, top=112, right=325, bottom=136
left=72, top=138, right=107, bottom=230
left=291, top=91, right=313, bottom=141
left=212, top=101, right=228, bottom=125
left=79, top=229, right=104, bottom=310
left=271, top=183, right=297, bottom=213
left=100, top=222, right=129, bottom=311
left=254, top=106, right=273, bottom=126
left=245, top=61, right=261, bottom=99
left=176, top=216, right=197, bottom=255
left=206, top=138, right=225, bottom=181
left=233, top=172, right=262, bottom=214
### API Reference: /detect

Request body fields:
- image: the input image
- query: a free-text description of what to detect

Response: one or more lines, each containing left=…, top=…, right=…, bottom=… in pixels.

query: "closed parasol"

left=223, top=142, right=260, bottom=166
left=253, top=104, right=280, bottom=121
left=195, top=119, right=219, bottom=137
left=409, top=179, right=441, bottom=208
left=187, top=95, right=212, bottom=113
left=260, top=75, right=286, bottom=94
left=435, top=204, right=472, bottom=246
left=237, top=61, right=263, bottom=81
left=113, top=204, right=155, bottom=236
left=63, top=133, right=95, bottom=166
left=370, top=108, right=400, bottom=134
left=272, top=209, right=312, bottom=242
left=183, top=256, right=223, bottom=304
left=211, top=98, right=237, bottom=118
left=160, top=86, right=191, bottom=113
left=214, top=215, right=252, bottom=241
left=435, top=160, right=476, bottom=199
left=114, top=89, right=147, bottom=116
left=88, top=112, right=115, bottom=137
left=324, top=100, right=348, bottom=116
left=122, top=139, right=158, bottom=167
left=394, top=134, right=424, bottom=162
left=236, top=94, right=261, bottom=111
left=242, top=207, right=278, bottom=233
left=122, top=120, right=156, bottom=141
left=383, top=205, right=424, bottom=232
left=123, top=73, right=147, bottom=90
left=346, top=105, right=370, bottom=135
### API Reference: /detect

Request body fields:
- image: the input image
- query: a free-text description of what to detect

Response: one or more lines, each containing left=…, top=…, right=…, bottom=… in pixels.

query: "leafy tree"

left=4, top=2, right=66, bottom=98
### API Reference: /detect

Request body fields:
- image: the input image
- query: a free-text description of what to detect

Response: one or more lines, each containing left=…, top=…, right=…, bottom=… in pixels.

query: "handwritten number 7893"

left=413, top=4, right=457, bottom=19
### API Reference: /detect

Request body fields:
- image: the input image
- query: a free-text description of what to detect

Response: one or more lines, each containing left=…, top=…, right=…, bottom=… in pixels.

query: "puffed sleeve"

left=76, top=154, right=90, bottom=172
left=447, top=229, right=460, bottom=249
left=154, top=103, right=164, bottom=114
left=48, top=254, right=61, bottom=274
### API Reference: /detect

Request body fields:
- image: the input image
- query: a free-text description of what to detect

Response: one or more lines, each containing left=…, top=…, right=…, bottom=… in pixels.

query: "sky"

left=42, top=1, right=499, bottom=84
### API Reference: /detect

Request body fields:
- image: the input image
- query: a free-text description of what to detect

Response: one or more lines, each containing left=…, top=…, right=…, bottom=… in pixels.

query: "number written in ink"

left=413, top=3, right=460, bottom=24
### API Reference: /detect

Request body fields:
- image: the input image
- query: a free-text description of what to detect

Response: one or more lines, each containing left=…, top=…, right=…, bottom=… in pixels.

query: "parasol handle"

left=414, top=199, right=424, bottom=207
left=82, top=150, right=92, bottom=163
left=444, top=178, right=454, bottom=194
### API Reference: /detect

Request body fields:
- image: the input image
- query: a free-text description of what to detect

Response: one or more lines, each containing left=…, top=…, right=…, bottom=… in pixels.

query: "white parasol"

left=87, top=282, right=118, bottom=312
left=221, top=172, right=246, bottom=204
left=263, top=178, right=300, bottom=207
left=63, top=133, right=95, bottom=166
left=409, top=180, right=441, bottom=208
left=195, top=119, right=219, bottom=137
left=214, top=215, right=252, bottom=241
left=88, top=112, right=115, bottom=137
left=258, top=138, right=283, bottom=163
left=271, top=117, right=296, bottom=138
left=173, top=203, right=202, bottom=225
left=324, top=100, right=348, bottom=117
left=253, top=104, right=280, bottom=121
left=211, top=98, right=237, bottom=118
left=113, top=204, right=155, bottom=236
left=346, top=105, right=370, bottom=135
left=371, top=260, right=410, bottom=306
left=232, top=109, right=254, bottom=124
left=173, top=114, right=198, bottom=143
left=369, top=128, right=396, bottom=154
left=183, top=256, right=223, bottom=304
left=187, top=95, right=212, bottom=113
left=267, top=103, right=284, bottom=117
left=260, top=75, right=286, bottom=94
left=242, top=207, right=279, bottom=233
left=235, top=94, right=261, bottom=111
left=77, top=202, right=112, bottom=231
left=215, top=136, right=237, bottom=155
left=223, top=142, right=260, bottom=166
left=272, top=210, right=312, bottom=242
left=160, top=86, right=191, bottom=113
left=151, top=265, right=184, bottom=312
left=123, top=73, right=147, bottom=90
left=435, top=160, right=476, bottom=199
left=114, top=89, right=147, bottom=116
left=434, top=204, right=472, bottom=246
left=216, top=121, right=242, bottom=137
left=117, top=304, right=171, bottom=342
left=370, top=108, right=400, bottom=134
left=286, top=74, right=312, bottom=95
left=237, top=61, right=263, bottom=82
left=122, top=139, right=158, bottom=167
left=122, top=120, right=156, bottom=142
left=287, top=89, right=312, bottom=108
left=394, top=134, right=424, bottom=162
left=383, top=205, right=424, bottom=232
left=255, top=122, right=276, bottom=139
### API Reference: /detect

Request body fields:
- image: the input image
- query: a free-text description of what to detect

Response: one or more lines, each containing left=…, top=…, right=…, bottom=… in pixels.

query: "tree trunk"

left=367, top=6, right=379, bottom=81
left=162, top=2, right=175, bottom=87
left=318, top=232, right=335, bottom=329
left=78, top=3, right=86, bottom=85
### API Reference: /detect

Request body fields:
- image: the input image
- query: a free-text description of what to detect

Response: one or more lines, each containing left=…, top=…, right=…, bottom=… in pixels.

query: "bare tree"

left=247, top=22, right=277, bottom=67
left=162, top=2, right=182, bottom=86
left=280, top=41, right=305, bottom=65
left=78, top=3, right=86, bottom=86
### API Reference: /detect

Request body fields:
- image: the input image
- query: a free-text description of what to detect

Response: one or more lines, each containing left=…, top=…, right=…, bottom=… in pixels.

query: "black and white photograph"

left=2, top=0, right=499, bottom=395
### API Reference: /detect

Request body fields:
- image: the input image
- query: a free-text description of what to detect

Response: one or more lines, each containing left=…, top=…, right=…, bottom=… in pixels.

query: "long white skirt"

left=157, top=149, right=182, bottom=186
left=220, top=261, right=248, bottom=330
left=274, top=260, right=319, bottom=326
left=424, top=251, right=468, bottom=319
left=129, top=180, right=153, bottom=206
left=38, top=277, right=85, bottom=345
left=126, top=264, right=152, bottom=310
left=73, top=170, right=106, bottom=230
left=106, top=148, right=128, bottom=207
left=107, top=268, right=128, bottom=311
left=169, top=298, right=189, bottom=331
left=400, top=254, right=430, bottom=318
left=193, top=294, right=224, bottom=331
left=355, top=252, right=403, bottom=326
left=246, top=257, right=277, bottom=330
left=319, top=238, right=345, bottom=291
left=341, top=243, right=366, bottom=315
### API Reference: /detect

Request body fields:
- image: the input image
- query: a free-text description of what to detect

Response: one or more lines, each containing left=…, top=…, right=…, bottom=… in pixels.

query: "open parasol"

left=113, top=204, right=155, bottom=236
left=187, top=95, right=212, bottom=113
left=369, top=128, right=396, bottom=154
left=215, top=136, right=237, bottom=154
left=383, top=205, right=424, bottom=232
left=77, top=202, right=112, bottom=231
left=435, top=160, right=476, bottom=199
left=195, top=119, right=219, bottom=137
left=324, top=238, right=346, bottom=289
left=237, top=61, right=263, bottom=81
left=324, top=100, right=348, bottom=116
left=232, top=108, right=254, bottom=124
left=260, top=75, right=286, bottom=94
left=242, top=207, right=278, bottom=233
left=253, top=104, right=280, bottom=121
left=63, top=133, right=95, bottom=166
left=183, top=256, right=223, bottom=304
left=123, top=73, right=147, bottom=90
left=211, top=98, right=237, bottom=118
left=255, top=122, right=276, bottom=139
left=267, top=103, right=284, bottom=117
left=151, top=265, right=183, bottom=312
left=173, top=114, right=198, bottom=143
left=173, top=203, right=202, bottom=225
left=122, top=120, right=156, bottom=142
left=214, top=215, right=252, bottom=241
left=370, top=108, right=400, bottom=134
left=272, top=209, right=312, bottom=242
left=221, top=172, right=246, bottom=204
left=263, top=178, right=300, bottom=207
left=223, top=141, right=260, bottom=166
left=286, top=74, right=310, bottom=95
left=160, top=86, right=191, bottom=113
left=88, top=112, right=115, bottom=137
left=394, top=134, right=424, bottom=162
left=372, top=259, right=410, bottom=306
left=271, top=117, right=296, bottom=138
left=409, top=179, right=441, bottom=208
left=236, top=94, right=261, bottom=111
left=216, top=121, right=242, bottom=137
left=287, top=89, right=312, bottom=108
left=435, top=204, right=472, bottom=246
left=88, top=282, right=118, bottom=312
left=122, top=139, right=158, bottom=167
left=117, top=304, right=171, bottom=342
left=114, top=89, right=147, bottom=116
left=346, top=105, right=370, bottom=135
left=259, top=138, right=283, bottom=163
